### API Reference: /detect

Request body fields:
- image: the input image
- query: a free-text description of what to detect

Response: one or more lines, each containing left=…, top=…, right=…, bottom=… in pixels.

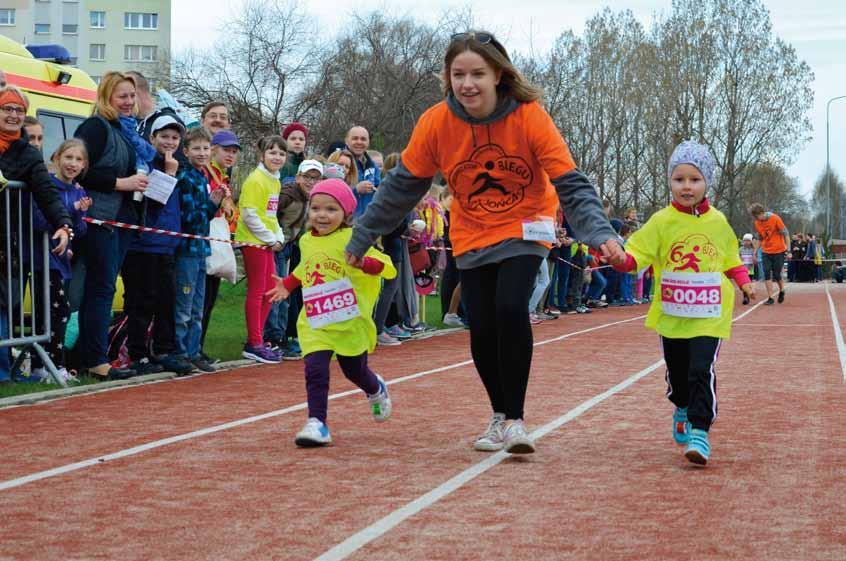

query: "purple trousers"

left=304, top=350, right=380, bottom=423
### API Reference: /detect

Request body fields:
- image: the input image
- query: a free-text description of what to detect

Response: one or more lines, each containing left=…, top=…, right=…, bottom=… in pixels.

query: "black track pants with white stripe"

left=661, top=336, right=721, bottom=432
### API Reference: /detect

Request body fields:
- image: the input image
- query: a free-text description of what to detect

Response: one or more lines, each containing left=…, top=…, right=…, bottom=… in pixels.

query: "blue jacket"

left=130, top=154, right=182, bottom=255
left=32, top=176, right=89, bottom=280
left=350, top=151, right=381, bottom=218
left=175, top=165, right=218, bottom=258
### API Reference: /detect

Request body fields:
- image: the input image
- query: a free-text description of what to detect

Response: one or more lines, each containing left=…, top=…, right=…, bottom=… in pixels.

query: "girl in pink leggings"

left=235, top=136, right=288, bottom=363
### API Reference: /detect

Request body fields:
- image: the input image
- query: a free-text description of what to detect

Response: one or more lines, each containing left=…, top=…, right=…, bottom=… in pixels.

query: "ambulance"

left=0, top=35, right=97, bottom=159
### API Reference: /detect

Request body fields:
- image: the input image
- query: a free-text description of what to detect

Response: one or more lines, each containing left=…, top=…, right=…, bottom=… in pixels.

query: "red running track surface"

left=1, top=282, right=844, bottom=561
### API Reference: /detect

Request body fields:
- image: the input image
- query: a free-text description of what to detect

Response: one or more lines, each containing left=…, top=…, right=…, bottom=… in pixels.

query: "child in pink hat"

left=266, top=179, right=397, bottom=447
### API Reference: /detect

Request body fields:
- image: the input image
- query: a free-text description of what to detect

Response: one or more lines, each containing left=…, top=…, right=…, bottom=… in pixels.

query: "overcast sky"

left=172, top=0, right=846, bottom=198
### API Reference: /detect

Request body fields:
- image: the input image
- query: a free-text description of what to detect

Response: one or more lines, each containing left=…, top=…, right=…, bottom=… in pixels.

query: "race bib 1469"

left=302, top=277, right=361, bottom=329
left=660, top=271, right=722, bottom=318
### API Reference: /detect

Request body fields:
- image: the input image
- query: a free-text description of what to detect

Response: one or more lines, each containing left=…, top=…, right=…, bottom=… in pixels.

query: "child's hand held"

left=345, top=251, right=365, bottom=269
left=600, top=238, right=626, bottom=266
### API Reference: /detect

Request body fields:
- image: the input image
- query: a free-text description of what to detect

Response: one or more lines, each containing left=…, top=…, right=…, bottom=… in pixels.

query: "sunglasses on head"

left=451, top=32, right=495, bottom=44
left=450, top=32, right=510, bottom=60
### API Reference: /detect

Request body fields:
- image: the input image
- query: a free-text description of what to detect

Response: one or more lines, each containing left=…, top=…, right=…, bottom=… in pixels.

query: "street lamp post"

left=826, top=95, right=846, bottom=241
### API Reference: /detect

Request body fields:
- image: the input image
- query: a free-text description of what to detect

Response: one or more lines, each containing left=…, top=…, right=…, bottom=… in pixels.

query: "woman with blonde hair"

left=326, top=148, right=358, bottom=187
left=74, top=71, right=154, bottom=380
left=346, top=31, right=624, bottom=454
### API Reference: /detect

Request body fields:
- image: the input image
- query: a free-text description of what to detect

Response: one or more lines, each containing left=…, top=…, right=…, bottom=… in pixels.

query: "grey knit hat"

left=668, top=140, right=716, bottom=188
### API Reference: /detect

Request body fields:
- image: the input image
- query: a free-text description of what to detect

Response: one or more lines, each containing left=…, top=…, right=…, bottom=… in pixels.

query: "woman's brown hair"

left=382, top=152, right=400, bottom=174
left=439, top=31, right=543, bottom=103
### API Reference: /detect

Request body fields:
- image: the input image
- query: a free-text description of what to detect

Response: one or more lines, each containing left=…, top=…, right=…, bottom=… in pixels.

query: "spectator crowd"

left=0, top=64, right=832, bottom=388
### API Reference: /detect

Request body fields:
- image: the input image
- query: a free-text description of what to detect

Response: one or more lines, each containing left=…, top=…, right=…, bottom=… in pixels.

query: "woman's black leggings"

left=460, top=254, right=542, bottom=420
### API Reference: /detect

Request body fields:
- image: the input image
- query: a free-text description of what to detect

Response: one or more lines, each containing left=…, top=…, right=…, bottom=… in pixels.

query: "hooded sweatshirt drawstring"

left=469, top=123, right=493, bottom=148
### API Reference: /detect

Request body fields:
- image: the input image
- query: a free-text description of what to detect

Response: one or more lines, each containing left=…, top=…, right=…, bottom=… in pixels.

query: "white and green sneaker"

left=474, top=413, right=506, bottom=451
left=367, top=374, right=392, bottom=422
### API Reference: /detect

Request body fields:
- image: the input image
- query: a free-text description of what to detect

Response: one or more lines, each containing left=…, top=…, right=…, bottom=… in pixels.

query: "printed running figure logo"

left=666, top=233, right=719, bottom=273
left=449, top=144, right=533, bottom=214
left=302, top=252, right=345, bottom=286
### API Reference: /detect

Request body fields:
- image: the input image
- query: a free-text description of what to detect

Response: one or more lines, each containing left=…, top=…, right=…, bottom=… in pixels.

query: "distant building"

left=0, top=1, right=170, bottom=84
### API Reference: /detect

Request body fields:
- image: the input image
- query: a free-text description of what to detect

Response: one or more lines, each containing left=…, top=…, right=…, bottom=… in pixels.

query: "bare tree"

left=733, top=162, right=809, bottom=234
left=168, top=0, right=324, bottom=155
left=290, top=11, right=464, bottom=154
left=812, top=169, right=845, bottom=239
left=165, top=0, right=814, bottom=230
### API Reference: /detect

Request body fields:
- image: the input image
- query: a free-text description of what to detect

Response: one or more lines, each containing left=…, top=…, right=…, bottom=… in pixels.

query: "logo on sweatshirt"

left=449, top=144, right=533, bottom=214
left=302, top=252, right=344, bottom=286
left=667, top=234, right=719, bottom=273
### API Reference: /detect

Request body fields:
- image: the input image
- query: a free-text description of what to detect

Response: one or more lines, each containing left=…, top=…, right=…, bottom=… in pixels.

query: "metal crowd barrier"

left=1, top=180, right=66, bottom=387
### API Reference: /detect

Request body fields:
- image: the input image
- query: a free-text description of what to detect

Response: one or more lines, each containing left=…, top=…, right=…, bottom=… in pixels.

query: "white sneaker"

left=474, top=413, right=506, bottom=451
left=376, top=332, right=401, bottom=346
left=294, top=417, right=332, bottom=447
left=503, top=419, right=535, bottom=454
left=442, top=313, right=464, bottom=328
left=58, top=367, right=80, bottom=384
left=367, top=374, right=392, bottom=422
left=31, top=367, right=79, bottom=384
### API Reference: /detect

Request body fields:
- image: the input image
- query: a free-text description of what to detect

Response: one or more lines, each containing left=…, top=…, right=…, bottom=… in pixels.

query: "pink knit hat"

left=309, top=178, right=357, bottom=216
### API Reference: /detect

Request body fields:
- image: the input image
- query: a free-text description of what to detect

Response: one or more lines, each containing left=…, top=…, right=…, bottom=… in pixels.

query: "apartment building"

left=0, top=0, right=170, bottom=83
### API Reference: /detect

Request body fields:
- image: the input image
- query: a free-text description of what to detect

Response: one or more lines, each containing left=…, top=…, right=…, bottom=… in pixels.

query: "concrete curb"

left=0, top=359, right=256, bottom=408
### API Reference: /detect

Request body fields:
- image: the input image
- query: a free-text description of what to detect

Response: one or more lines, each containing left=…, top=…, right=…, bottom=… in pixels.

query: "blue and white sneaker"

left=288, top=338, right=302, bottom=354
left=367, top=374, right=392, bottom=422
left=673, top=407, right=691, bottom=445
left=684, top=428, right=710, bottom=465
left=385, top=325, right=412, bottom=340
left=295, top=417, right=332, bottom=447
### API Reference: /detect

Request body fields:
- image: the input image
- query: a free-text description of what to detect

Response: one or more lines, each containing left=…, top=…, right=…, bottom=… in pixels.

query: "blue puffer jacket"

left=351, top=151, right=381, bottom=219
left=129, top=153, right=182, bottom=255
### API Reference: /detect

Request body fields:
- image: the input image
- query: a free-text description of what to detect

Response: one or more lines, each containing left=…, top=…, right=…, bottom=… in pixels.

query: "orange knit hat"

left=0, top=88, right=29, bottom=111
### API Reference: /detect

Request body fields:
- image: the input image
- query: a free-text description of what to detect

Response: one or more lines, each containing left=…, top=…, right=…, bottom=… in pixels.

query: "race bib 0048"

left=302, top=277, right=361, bottom=329
left=660, top=271, right=722, bottom=318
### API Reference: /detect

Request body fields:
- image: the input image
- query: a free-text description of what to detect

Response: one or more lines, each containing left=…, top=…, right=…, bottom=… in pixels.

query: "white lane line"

left=312, top=296, right=766, bottom=561
left=312, top=359, right=666, bottom=561
left=732, top=297, right=768, bottom=323
left=734, top=323, right=825, bottom=328
left=0, top=314, right=645, bottom=493
left=825, top=283, right=846, bottom=381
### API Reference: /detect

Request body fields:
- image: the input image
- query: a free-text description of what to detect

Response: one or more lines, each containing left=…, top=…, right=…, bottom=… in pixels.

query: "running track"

left=1, top=282, right=844, bottom=561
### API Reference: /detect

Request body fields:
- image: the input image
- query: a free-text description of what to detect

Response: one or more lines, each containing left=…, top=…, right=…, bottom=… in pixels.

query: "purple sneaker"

left=242, top=344, right=281, bottom=364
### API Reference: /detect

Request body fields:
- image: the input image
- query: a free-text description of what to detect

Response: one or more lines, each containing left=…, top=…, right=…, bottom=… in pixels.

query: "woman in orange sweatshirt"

left=345, top=31, right=625, bottom=454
